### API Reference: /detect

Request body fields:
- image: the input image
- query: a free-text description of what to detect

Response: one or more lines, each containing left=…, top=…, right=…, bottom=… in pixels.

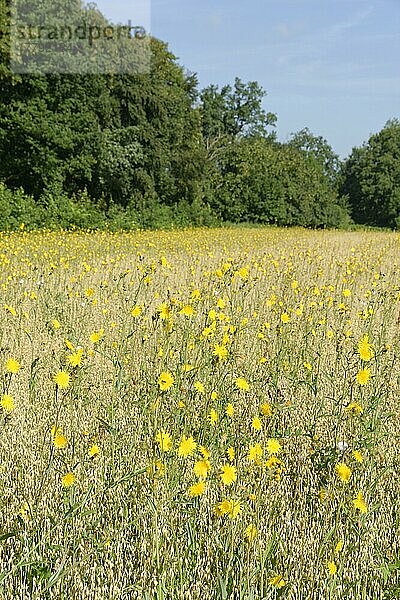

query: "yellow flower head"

left=209, top=409, right=218, bottom=425
left=54, top=371, right=70, bottom=389
left=335, top=462, right=352, bottom=483
left=53, top=433, right=68, bottom=449
left=193, top=459, right=211, bottom=480
left=62, top=472, right=76, bottom=488
left=178, top=435, right=196, bottom=457
left=269, top=575, right=286, bottom=589
left=216, top=498, right=241, bottom=518
left=266, top=438, right=282, bottom=455
left=358, top=334, right=374, bottom=362
left=199, top=446, right=210, bottom=460
left=158, top=302, right=171, bottom=320
left=67, top=348, right=83, bottom=368
left=248, top=443, right=263, bottom=463
left=319, top=488, right=327, bottom=502
left=213, top=344, right=228, bottom=361
left=327, top=561, right=337, bottom=576
left=345, top=401, right=363, bottom=415
left=335, top=539, right=344, bottom=554
left=245, top=524, right=258, bottom=542
left=180, top=304, right=195, bottom=317
left=352, top=450, right=363, bottom=463
left=130, top=305, right=142, bottom=318
left=5, top=358, right=21, bottom=374
left=155, top=430, right=172, bottom=452
left=89, top=444, right=101, bottom=458
left=158, top=371, right=174, bottom=391
left=1, top=393, right=15, bottom=413
left=356, top=368, right=371, bottom=385
left=65, top=339, right=75, bottom=351
left=90, top=329, right=104, bottom=344
left=353, top=491, right=368, bottom=513
left=235, top=377, right=250, bottom=391
left=265, top=455, right=282, bottom=470
left=260, top=402, right=272, bottom=417
left=188, top=481, right=206, bottom=497
left=226, top=402, right=234, bottom=417
left=19, top=502, right=31, bottom=523
left=194, top=381, right=205, bottom=393
left=220, top=464, right=237, bottom=486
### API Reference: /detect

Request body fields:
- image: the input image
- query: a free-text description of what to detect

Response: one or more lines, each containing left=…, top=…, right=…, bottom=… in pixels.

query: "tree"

left=341, top=119, right=400, bottom=227
left=0, top=0, right=206, bottom=213
left=208, top=137, right=349, bottom=227
left=200, top=77, right=277, bottom=143
left=288, top=127, right=341, bottom=186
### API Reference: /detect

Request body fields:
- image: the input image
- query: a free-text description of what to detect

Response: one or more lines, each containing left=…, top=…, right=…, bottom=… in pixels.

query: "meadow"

left=0, top=227, right=399, bottom=600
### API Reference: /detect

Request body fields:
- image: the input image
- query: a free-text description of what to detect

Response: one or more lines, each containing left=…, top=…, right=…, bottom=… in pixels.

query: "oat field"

left=0, top=227, right=399, bottom=600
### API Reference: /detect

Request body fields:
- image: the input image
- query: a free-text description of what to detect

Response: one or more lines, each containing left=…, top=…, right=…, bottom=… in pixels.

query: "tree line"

left=0, top=0, right=399, bottom=230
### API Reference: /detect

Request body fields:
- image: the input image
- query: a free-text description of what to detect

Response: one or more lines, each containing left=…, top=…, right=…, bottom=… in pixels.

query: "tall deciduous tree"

left=288, top=127, right=341, bottom=186
left=0, top=0, right=206, bottom=211
left=200, top=77, right=277, bottom=143
left=341, top=119, right=400, bottom=227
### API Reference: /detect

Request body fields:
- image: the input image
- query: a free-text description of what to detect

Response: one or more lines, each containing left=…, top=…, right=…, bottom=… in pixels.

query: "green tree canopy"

left=0, top=0, right=206, bottom=211
left=200, top=77, right=277, bottom=142
left=288, top=127, right=341, bottom=186
left=208, top=137, right=349, bottom=227
left=341, top=119, right=400, bottom=227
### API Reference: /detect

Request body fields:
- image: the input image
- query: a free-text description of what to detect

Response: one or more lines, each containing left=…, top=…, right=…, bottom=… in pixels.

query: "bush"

left=207, top=138, right=350, bottom=228
left=0, top=183, right=44, bottom=230
left=37, top=185, right=107, bottom=230
left=0, top=182, right=220, bottom=232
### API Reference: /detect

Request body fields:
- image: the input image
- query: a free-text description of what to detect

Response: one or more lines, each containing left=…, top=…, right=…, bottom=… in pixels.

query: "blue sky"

left=93, top=0, right=399, bottom=157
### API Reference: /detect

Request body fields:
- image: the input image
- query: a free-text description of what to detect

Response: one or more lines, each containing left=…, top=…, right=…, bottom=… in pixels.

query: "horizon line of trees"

left=0, top=0, right=400, bottom=230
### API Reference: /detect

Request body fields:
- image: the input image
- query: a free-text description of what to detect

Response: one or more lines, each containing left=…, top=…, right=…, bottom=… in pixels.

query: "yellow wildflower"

left=188, top=481, right=206, bottom=497
left=158, top=371, right=174, bottom=391
left=178, top=435, right=196, bottom=457
left=335, top=463, right=352, bottom=483
left=356, top=368, right=371, bottom=385
left=5, top=358, right=21, bottom=374
left=53, top=433, right=68, bottom=449
left=266, top=439, right=282, bottom=455
left=358, top=334, right=373, bottom=361
left=54, top=371, right=70, bottom=389
left=352, top=450, right=363, bottom=463
left=1, top=394, right=15, bottom=413
left=226, top=402, right=234, bottom=417
left=88, top=444, right=101, bottom=458
left=235, top=377, right=250, bottom=391
left=269, top=575, right=286, bottom=588
left=220, top=464, right=237, bottom=486
left=353, top=491, right=368, bottom=513
left=62, top=472, right=76, bottom=488
left=245, top=524, right=257, bottom=542
left=345, top=401, right=363, bottom=415
left=155, top=430, right=172, bottom=452
left=327, top=561, right=337, bottom=575
left=193, top=459, right=210, bottom=479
